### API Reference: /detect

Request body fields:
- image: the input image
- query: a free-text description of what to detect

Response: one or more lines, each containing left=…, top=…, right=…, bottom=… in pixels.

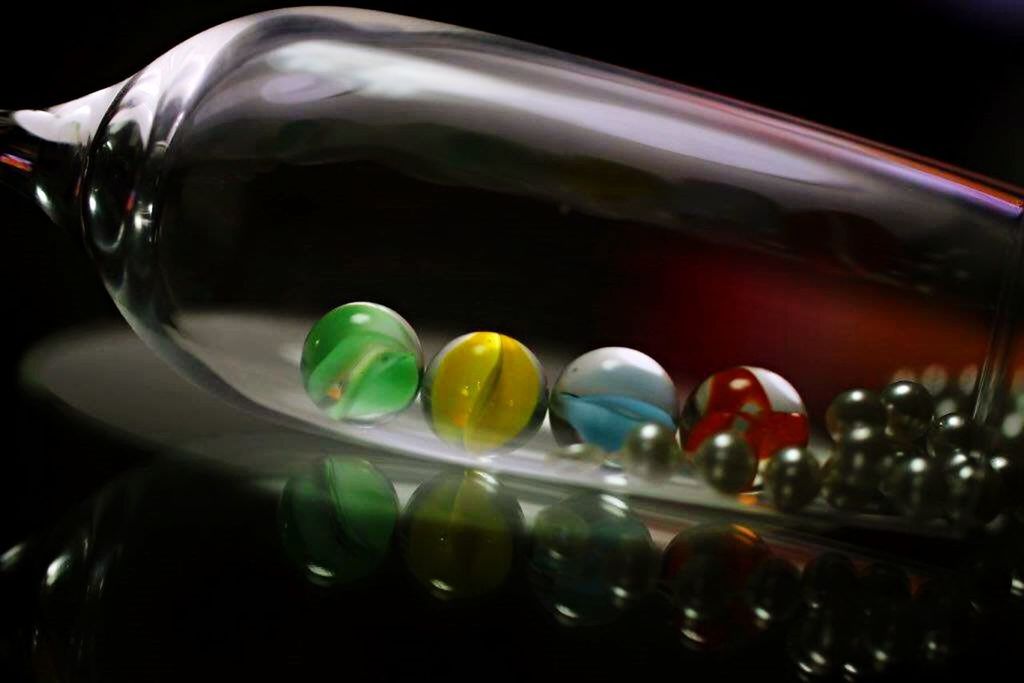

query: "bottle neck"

left=1, top=83, right=124, bottom=233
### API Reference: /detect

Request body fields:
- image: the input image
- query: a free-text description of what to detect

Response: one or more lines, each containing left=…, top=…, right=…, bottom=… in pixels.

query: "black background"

left=1, top=1, right=1022, bottom=679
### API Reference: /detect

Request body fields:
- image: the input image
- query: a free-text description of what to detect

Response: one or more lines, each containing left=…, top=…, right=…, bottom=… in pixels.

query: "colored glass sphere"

left=682, top=366, right=808, bottom=461
left=401, top=470, right=524, bottom=600
left=695, top=431, right=757, bottom=494
left=422, top=332, right=547, bottom=453
left=549, top=347, right=678, bottom=452
left=928, top=412, right=993, bottom=459
left=622, top=422, right=680, bottom=482
left=825, top=388, right=886, bottom=441
left=821, top=424, right=893, bottom=512
left=529, top=493, right=655, bottom=626
left=880, top=380, right=934, bottom=442
left=881, top=450, right=947, bottom=520
left=763, top=446, right=822, bottom=512
left=278, top=457, right=399, bottom=586
left=300, top=302, right=422, bottom=422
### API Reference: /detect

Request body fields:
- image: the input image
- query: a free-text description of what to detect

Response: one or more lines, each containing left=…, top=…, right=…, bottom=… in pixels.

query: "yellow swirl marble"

left=423, top=332, right=547, bottom=452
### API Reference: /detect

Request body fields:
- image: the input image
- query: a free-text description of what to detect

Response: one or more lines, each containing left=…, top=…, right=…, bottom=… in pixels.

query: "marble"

left=301, top=302, right=422, bottom=422
left=422, top=332, right=547, bottom=453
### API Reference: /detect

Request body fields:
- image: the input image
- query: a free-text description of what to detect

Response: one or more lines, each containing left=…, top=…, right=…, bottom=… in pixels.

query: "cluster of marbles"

left=275, top=457, right=1022, bottom=670
left=892, top=364, right=1024, bottom=468
left=279, top=461, right=525, bottom=599
left=687, top=373, right=1020, bottom=523
left=548, top=364, right=814, bottom=496
left=659, top=524, right=1020, bottom=666
left=822, top=379, right=1020, bottom=526
left=301, top=305, right=682, bottom=459
left=301, top=304, right=547, bottom=452
left=822, top=385, right=918, bottom=514
left=298, top=305, right=1020, bottom=525
left=682, top=366, right=812, bottom=498
left=789, top=553, right=920, bottom=678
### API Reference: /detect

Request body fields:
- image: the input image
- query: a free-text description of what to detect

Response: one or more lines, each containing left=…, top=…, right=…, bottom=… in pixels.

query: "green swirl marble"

left=278, top=457, right=399, bottom=586
left=301, top=302, right=423, bottom=422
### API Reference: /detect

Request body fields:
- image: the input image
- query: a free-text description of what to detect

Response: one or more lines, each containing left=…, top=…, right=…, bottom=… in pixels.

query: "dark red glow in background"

left=607, top=236, right=992, bottom=425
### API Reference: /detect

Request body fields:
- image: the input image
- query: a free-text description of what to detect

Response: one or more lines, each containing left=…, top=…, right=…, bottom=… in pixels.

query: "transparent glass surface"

left=3, top=8, right=1022, bottom=525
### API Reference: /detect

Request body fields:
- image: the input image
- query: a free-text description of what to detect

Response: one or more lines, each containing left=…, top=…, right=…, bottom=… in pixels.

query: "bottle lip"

left=12, top=82, right=126, bottom=148
left=1, top=81, right=128, bottom=233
